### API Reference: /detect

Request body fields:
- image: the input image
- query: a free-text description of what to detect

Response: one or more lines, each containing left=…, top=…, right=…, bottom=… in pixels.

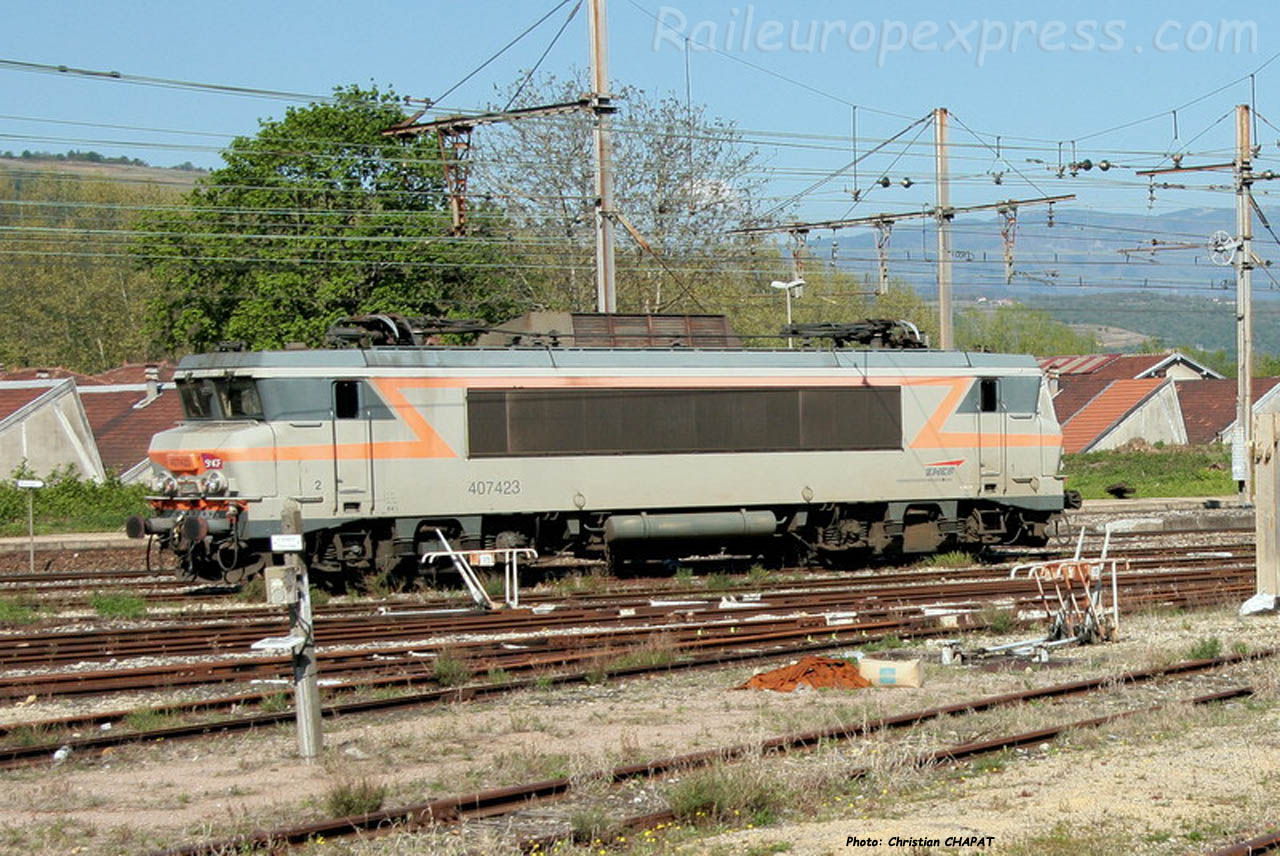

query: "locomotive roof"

left=176, top=348, right=1041, bottom=374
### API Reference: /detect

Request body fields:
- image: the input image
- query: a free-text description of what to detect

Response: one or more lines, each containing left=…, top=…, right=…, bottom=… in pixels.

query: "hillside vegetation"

left=0, top=161, right=188, bottom=372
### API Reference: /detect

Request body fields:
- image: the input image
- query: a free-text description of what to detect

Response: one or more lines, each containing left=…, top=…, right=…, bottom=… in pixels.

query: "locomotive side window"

left=467, top=386, right=902, bottom=457
left=979, top=378, right=999, bottom=413
left=334, top=380, right=361, bottom=419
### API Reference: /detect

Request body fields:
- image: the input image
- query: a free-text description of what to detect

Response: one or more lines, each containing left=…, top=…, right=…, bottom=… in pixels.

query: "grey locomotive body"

left=128, top=347, right=1071, bottom=582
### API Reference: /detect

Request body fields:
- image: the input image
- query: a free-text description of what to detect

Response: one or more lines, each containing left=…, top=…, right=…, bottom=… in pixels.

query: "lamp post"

left=770, top=279, right=805, bottom=348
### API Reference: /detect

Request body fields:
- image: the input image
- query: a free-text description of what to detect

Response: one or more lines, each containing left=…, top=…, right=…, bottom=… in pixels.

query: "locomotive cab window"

left=979, top=378, right=999, bottom=413
left=177, top=379, right=217, bottom=419
left=334, top=380, right=361, bottom=419
left=218, top=378, right=263, bottom=419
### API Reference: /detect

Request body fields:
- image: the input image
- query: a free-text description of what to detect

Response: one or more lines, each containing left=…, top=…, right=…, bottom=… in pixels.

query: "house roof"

left=1177, top=377, right=1280, bottom=445
left=1039, top=352, right=1222, bottom=381
left=1050, top=377, right=1112, bottom=424
left=1039, top=354, right=1122, bottom=376
left=0, top=367, right=103, bottom=385
left=79, top=388, right=183, bottom=475
left=92, top=362, right=177, bottom=385
left=1061, top=377, right=1167, bottom=454
left=0, top=386, right=57, bottom=424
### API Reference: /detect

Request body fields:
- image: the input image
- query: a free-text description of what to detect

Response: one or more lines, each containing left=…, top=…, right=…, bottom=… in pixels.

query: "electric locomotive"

left=127, top=345, right=1073, bottom=583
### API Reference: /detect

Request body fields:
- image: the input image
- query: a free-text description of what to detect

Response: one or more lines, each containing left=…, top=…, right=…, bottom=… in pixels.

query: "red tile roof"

left=79, top=389, right=183, bottom=475
left=1061, top=378, right=1167, bottom=454
left=0, top=386, right=57, bottom=422
left=1050, top=377, right=1111, bottom=424
left=93, top=362, right=177, bottom=385
left=0, top=367, right=102, bottom=385
left=1039, top=354, right=1122, bottom=376
left=1177, top=378, right=1280, bottom=445
left=1040, top=352, right=1218, bottom=381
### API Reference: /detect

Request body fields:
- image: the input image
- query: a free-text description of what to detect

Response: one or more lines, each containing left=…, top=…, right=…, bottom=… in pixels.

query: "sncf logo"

left=200, top=453, right=224, bottom=470
left=924, top=459, right=963, bottom=478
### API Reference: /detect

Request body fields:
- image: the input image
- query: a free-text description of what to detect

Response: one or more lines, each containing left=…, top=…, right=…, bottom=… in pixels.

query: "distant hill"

left=0, top=154, right=203, bottom=189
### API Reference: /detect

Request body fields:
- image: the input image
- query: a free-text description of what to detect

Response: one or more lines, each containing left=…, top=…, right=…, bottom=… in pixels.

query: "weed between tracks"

left=88, top=591, right=146, bottom=620
left=323, top=777, right=387, bottom=817
left=431, top=649, right=472, bottom=687
left=0, top=597, right=40, bottom=625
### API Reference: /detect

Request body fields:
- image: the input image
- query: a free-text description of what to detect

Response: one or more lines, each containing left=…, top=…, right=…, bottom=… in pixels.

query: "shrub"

left=1187, top=637, right=1222, bottom=660
left=980, top=605, right=1019, bottom=634
left=0, top=465, right=148, bottom=536
left=432, top=649, right=472, bottom=687
left=324, top=778, right=387, bottom=817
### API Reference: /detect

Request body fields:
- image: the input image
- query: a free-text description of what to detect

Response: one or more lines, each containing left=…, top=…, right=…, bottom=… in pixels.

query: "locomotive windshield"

left=177, top=378, right=264, bottom=420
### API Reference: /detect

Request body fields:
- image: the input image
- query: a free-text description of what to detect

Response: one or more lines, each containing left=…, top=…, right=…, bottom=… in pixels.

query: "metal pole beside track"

left=281, top=501, right=323, bottom=760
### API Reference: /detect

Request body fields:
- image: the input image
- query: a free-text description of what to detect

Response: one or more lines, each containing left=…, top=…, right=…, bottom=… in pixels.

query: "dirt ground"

left=0, top=603, right=1277, bottom=856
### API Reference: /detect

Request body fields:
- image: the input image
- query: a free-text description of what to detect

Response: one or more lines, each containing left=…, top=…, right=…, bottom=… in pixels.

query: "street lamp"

left=770, top=278, right=806, bottom=348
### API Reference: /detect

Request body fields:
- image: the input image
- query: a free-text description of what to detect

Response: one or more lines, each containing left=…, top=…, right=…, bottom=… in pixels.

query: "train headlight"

left=157, top=475, right=178, bottom=497
left=203, top=471, right=227, bottom=496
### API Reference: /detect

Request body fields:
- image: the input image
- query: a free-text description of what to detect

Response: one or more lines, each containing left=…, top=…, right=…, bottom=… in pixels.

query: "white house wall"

left=1091, top=382, right=1188, bottom=450
left=0, top=382, right=106, bottom=482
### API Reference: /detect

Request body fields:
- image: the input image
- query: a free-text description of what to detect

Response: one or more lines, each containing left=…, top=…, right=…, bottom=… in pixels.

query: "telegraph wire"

left=432, top=0, right=575, bottom=106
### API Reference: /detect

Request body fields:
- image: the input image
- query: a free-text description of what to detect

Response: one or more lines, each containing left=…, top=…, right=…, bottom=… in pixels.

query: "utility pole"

left=1236, top=103, right=1255, bottom=496
left=588, top=0, right=617, bottom=313
left=934, top=107, right=954, bottom=350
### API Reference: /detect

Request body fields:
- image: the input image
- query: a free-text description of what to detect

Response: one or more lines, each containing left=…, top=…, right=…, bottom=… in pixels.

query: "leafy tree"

left=0, top=166, right=176, bottom=371
left=956, top=302, right=1098, bottom=355
left=133, top=85, right=520, bottom=352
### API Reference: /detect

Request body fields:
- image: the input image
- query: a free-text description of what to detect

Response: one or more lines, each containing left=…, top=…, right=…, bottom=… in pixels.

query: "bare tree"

left=472, top=72, right=774, bottom=314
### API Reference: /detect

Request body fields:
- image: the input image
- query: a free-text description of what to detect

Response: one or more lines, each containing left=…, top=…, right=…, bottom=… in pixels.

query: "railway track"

left=0, top=562, right=1252, bottom=698
left=143, top=651, right=1269, bottom=856
left=0, top=563, right=1256, bottom=769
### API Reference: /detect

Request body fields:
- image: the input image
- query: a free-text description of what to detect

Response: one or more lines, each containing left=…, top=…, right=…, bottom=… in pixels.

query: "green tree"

left=956, top=302, right=1098, bottom=355
left=133, top=85, right=520, bottom=353
left=0, top=165, right=177, bottom=371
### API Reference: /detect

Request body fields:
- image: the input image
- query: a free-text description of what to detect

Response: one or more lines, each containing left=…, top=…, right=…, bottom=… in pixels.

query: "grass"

left=123, top=708, right=176, bottom=732
left=568, top=803, right=612, bottom=843
left=323, top=778, right=387, bottom=817
left=1188, top=636, right=1223, bottom=660
left=0, top=597, right=40, bottom=625
left=665, top=760, right=791, bottom=826
left=432, top=649, right=472, bottom=687
left=859, top=634, right=907, bottom=653
left=1062, top=445, right=1234, bottom=499
left=258, top=692, right=290, bottom=713
left=979, top=604, right=1020, bottom=634
left=923, top=550, right=974, bottom=568
left=89, top=592, right=147, bottom=620
left=235, top=576, right=266, bottom=603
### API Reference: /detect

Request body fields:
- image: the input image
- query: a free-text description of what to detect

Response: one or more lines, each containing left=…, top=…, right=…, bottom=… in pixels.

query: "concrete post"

left=1254, top=413, right=1280, bottom=596
left=282, top=501, right=323, bottom=760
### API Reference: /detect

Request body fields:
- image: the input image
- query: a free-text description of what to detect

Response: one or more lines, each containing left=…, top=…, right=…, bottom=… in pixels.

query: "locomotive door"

left=975, top=377, right=1006, bottom=493
left=331, top=379, right=374, bottom=514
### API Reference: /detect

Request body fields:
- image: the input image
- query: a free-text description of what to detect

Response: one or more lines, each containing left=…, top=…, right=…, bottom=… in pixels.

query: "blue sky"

left=1, top=1, right=1278, bottom=222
